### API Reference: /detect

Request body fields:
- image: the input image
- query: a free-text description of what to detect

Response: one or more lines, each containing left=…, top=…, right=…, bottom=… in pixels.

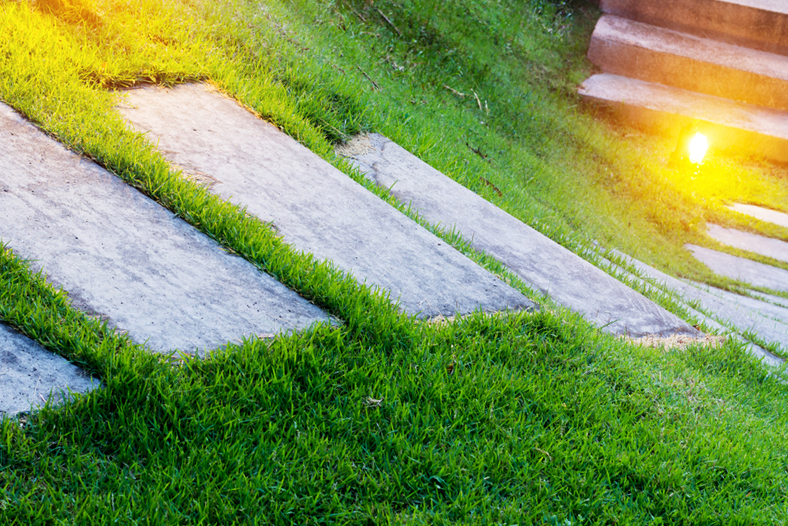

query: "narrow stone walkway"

left=119, top=83, right=533, bottom=319
left=0, top=101, right=329, bottom=356
left=339, top=134, right=700, bottom=338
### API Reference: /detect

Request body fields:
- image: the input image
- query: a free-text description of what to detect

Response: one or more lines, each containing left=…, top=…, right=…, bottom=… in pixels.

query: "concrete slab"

left=588, top=16, right=788, bottom=111
left=610, top=251, right=786, bottom=367
left=339, top=133, right=699, bottom=337
left=579, top=73, right=788, bottom=164
left=118, top=84, right=533, bottom=319
left=729, top=203, right=788, bottom=229
left=0, top=323, right=98, bottom=416
left=0, top=102, right=329, bottom=354
left=707, top=224, right=788, bottom=263
left=686, top=244, right=788, bottom=292
left=600, top=0, right=788, bottom=56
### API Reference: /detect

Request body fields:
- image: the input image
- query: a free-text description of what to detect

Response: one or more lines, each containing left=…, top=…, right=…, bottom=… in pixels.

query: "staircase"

left=580, top=0, right=788, bottom=163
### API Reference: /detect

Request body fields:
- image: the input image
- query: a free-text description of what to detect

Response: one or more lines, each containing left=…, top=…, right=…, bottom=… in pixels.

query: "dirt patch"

left=335, top=134, right=373, bottom=157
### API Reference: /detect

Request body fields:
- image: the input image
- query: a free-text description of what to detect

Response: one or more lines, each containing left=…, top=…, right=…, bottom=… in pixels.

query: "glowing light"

left=688, top=132, right=709, bottom=164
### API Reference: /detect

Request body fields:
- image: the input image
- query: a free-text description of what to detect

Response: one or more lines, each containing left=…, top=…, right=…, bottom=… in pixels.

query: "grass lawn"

left=1, top=0, right=788, bottom=523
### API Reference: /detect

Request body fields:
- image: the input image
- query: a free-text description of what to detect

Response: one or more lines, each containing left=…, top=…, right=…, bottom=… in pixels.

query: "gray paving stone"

left=339, top=133, right=699, bottom=338
left=0, top=323, right=98, bottom=416
left=118, top=84, right=533, bottom=319
left=0, top=102, right=329, bottom=354
left=686, top=244, right=788, bottom=292
left=588, top=15, right=788, bottom=111
left=730, top=203, right=788, bottom=229
left=579, top=73, right=788, bottom=164
left=619, top=252, right=788, bottom=355
left=707, top=224, right=788, bottom=263
left=600, top=0, right=788, bottom=56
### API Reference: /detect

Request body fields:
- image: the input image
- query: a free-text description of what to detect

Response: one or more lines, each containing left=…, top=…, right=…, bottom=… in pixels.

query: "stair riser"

left=588, top=37, right=788, bottom=112
left=600, top=0, right=788, bottom=56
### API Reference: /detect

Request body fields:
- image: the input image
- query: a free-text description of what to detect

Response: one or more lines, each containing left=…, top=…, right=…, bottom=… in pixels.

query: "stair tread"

left=580, top=73, right=788, bottom=139
left=594, top=15, right=788, bottom=82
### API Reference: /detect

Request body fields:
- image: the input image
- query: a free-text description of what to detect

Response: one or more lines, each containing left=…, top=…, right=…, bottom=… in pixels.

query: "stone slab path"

left=119, top=84, right=533, bottom=319
left=339, top=133, right=700, bottom=338
left=0, top=101, right=329, bottom=356
left=687, top=244, right=788, bottom=293
left=706, top=224, right=788, bottom=263
left=730, top=203, right=788, bottom=229
left=0, top=323, right=98, bottom=416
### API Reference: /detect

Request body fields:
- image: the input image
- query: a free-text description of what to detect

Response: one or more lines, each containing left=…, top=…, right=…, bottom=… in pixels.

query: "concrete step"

left=339, top=133, right=701, bottom=338
left=578, top=73, right=788, bottom=164
left=600, top=0, right=788, bottom=56
left=118, top=84, right=533, bottom=319
left=588, top=15, right=788, bottom=112
left=687, top=244, right=788, bottom=293
left=0, top=101, right=329, bottom=355
left=730, top=203, right=788, bottom=229
left=707, top=224, right=788, bottom=263
left=1, top=323, right=98, bottom=416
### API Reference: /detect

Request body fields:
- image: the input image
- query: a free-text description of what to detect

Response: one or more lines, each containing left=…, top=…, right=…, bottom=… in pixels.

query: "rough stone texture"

left=0, top=102, right=328, bottom=354
left=0, top=323, right=98, bottom=416
left=340, top=133, right=699, bottom=338
left=600, top=0, right=788, bottom=56
left=119, top=84, right=533, bottom=319
left=579, top=73, right=788, bottom=164
left=588, top=15, right=788, bottom=111
left=686, top=244, right=788, bottom=292
left=730, top=203, right=788, bottom=229
left=706, top=224, right=788, bottom=263
left=617, top=251, right=788, bottom=358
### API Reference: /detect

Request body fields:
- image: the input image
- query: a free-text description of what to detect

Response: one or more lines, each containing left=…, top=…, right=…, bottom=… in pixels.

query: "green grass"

left=2, top=0, right=788, bottom=523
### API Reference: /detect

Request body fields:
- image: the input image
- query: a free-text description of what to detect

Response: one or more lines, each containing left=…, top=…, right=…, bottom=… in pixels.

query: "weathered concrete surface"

left=730, top=203, right=788, bottom=229
left=617, top=252, right=788, bottom=356
left=0, top=102, right=328, bottom=354
left=339, top=133, right=699, bottom=337
left=600, top=0, right=788, bottom=56
left=687, top=244, right=788, bottom=292
left=579, top=74, right=788, bottom=164
left=119, top=84, right=533, bottom=319
left=0, top=323, right=98, bottom=416
left=707, top=224, right=788, bottom=263
left=588, top=15, right=788, bottom=111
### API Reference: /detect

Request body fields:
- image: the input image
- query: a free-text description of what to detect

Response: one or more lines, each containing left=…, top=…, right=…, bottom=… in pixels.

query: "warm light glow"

left=688, top=133, right=709, bottom=164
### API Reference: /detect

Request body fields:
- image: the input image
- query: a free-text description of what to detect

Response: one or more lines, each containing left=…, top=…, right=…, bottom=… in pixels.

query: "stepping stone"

left=118, top=84, right=532, bottom=319
left=707, top=224, right=788, bottom=263
left=339, top=133, right=699, bottom=338
left=0, top=102, right=328, bottom=354
left=687, top=244, right=788, bottom=292
left=623, top=253, right=788, bottom=351
left=600, top=0, right=788, bottom=56
left=730, top=203, right=788, bottom=229
left=588, top=15, right=788, bottom=111
left=1, top=323, right=98, bottom=417
left=579, top=73, right=788, bottom=164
